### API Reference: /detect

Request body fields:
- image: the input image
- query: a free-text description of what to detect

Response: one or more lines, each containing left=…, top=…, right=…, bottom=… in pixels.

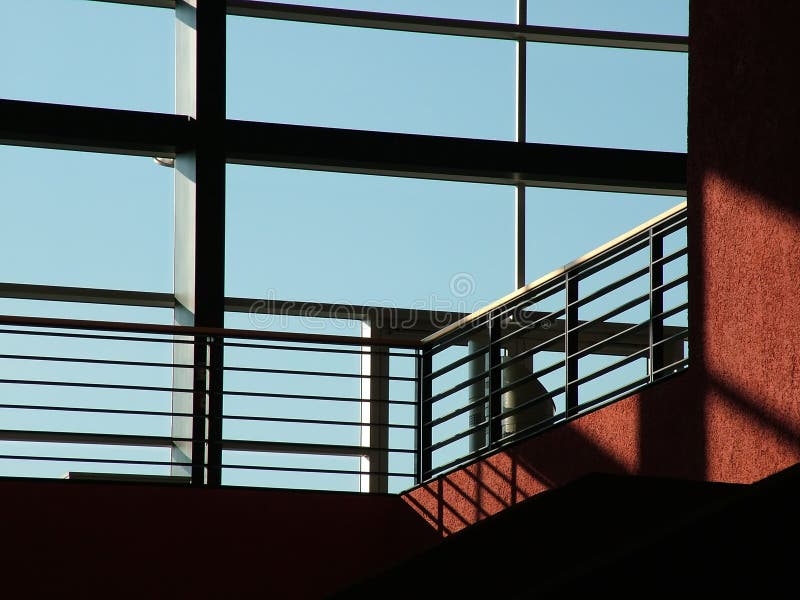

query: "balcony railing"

left=0, top=202, right=687, bottom=491
left=418, top=202, right=688, bottom=480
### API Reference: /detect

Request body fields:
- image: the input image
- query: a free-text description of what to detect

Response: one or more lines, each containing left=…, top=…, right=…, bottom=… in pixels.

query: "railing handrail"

left=422, top=200, right=687, bottom=345
left=0, top=314, right=423, bottom=349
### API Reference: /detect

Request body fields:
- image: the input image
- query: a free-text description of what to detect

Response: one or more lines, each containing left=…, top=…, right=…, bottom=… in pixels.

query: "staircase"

left=329, top=462, right=800, bottom=598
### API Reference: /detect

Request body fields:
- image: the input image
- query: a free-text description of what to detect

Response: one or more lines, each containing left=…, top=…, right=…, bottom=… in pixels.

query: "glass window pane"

left=525, top=188, right=682, bottom=282
left=228, top=17, right=514, bottom=139
left=528, top=0, right=689, bottom=35
left=226, top=165, right=514, bottom=312
left=0, top=145, right=173, bottom=292
left=526, top=44, right=688, bottom=152
left=0, top=0, right=174, bottom=113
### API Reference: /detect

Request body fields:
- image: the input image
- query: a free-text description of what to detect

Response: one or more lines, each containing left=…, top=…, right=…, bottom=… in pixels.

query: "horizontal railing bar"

left=0, top=455, right=184, bottom=468
left=0, top=429, right=179, bottom=447
left=0, top=403, right=191, bottom=419
left=426, top=420, right=487, bottom=454
left=424, top=318, right=496, bottom=355
left=220, top=462, right=415, bottom=478
left=652, top=357, right=690, bottom=377
left=0, top=353, right=189, bottom=370
left=223, top=414, right=417, bottom=430
left=427, top=360, right=566, bottom=429
left=567, top=375, right=651, bottom=415
left=651, top=302, right=690, bottom=327
left=228, top=1, right=688, bottom=52
left=223, top=389, right=416, bottom=406
left=652, top=245, right=688, bottom=268
left=223, top=364, right=415, bottom=381
left=0, top=377, right=191, bottom=395
left=569, top=236, right=650, bottom=283
left=568, top=265, right=650, bottom=313
left=424, top=202, right=686, bottom=343
left=0, top=327, right=184, bottom=345
left=568, top=303, right=649, bottom=355
left=653, top=214, right=688, bottom=238
left=494, top=311, right=568, bottom=348
left=569, top=346, right=649, bottom=389
left=221, top=439, right=414, bottom=456
left=653, top=274, right=689, bottom=296
left=224, top=339, right=417, bottom=357
left=0, top=314, right=422, bottom=349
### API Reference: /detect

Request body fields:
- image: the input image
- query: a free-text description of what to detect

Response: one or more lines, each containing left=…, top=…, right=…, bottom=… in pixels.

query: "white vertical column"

left=360, top=321, right=390, bottom=493
left=172, top=0, right=226, bottom=485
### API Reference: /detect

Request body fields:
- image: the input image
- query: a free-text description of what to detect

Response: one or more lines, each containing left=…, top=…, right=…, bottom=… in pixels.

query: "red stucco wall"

left=0, top=478, right=439, bottom=599
left=404, top=0, right=800, bottom=535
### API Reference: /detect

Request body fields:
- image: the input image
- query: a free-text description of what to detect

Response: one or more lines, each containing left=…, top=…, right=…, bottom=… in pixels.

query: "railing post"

left=206, top=335, right=224, bottom=487
left=488, top=313, right=503, bottom=446
left=565, top=274, right=579, bottom=417
left=650, top=229, right=665, bottom=381
left=416, top=349, right=432, bottom=483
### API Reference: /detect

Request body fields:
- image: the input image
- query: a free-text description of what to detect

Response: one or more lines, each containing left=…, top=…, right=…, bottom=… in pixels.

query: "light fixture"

left=153, top=156, right=175, bottom=168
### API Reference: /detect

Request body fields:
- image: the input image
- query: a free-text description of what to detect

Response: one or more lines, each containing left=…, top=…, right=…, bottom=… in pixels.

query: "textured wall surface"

left=404, top=0, right=800, bottom=535
left=0, top=478, right=439, bottom=599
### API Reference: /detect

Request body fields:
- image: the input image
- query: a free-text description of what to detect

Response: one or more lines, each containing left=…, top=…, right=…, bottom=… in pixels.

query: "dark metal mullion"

left=417, top=351, right=432, bottom=483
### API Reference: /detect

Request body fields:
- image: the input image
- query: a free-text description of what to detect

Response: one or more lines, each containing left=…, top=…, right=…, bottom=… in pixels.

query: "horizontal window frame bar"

left=227, top=1, right=688, bottom=52
left=91, top=0, right=689, bottom=52
left=0, top=100, right=686, bottom=193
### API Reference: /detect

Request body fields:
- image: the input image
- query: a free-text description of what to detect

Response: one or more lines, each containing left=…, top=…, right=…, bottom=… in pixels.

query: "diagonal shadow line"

left=402, top=484, right=445, bottom=535
left=709, top=375, right=800, bottom=449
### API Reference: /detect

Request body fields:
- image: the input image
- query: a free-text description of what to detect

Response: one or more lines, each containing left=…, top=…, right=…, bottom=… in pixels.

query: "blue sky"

left=0, top=1, right=689, bottom=487
left=1, top=0, right=688, bottom=313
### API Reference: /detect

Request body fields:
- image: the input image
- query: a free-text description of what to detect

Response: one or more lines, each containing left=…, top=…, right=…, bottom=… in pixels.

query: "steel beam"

left=0, top=98, right=190, bottom=156
left=227, top=120, right=686, bottom=195
left=228, top=1, right=688, bottom=52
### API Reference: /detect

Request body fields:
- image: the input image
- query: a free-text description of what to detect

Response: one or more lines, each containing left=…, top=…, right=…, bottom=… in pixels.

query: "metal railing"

left=0, top=203, right=688, bottom=491
left=0, top=314, right=421, bottom=492
left=417, top=202, right=688, bottom=481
